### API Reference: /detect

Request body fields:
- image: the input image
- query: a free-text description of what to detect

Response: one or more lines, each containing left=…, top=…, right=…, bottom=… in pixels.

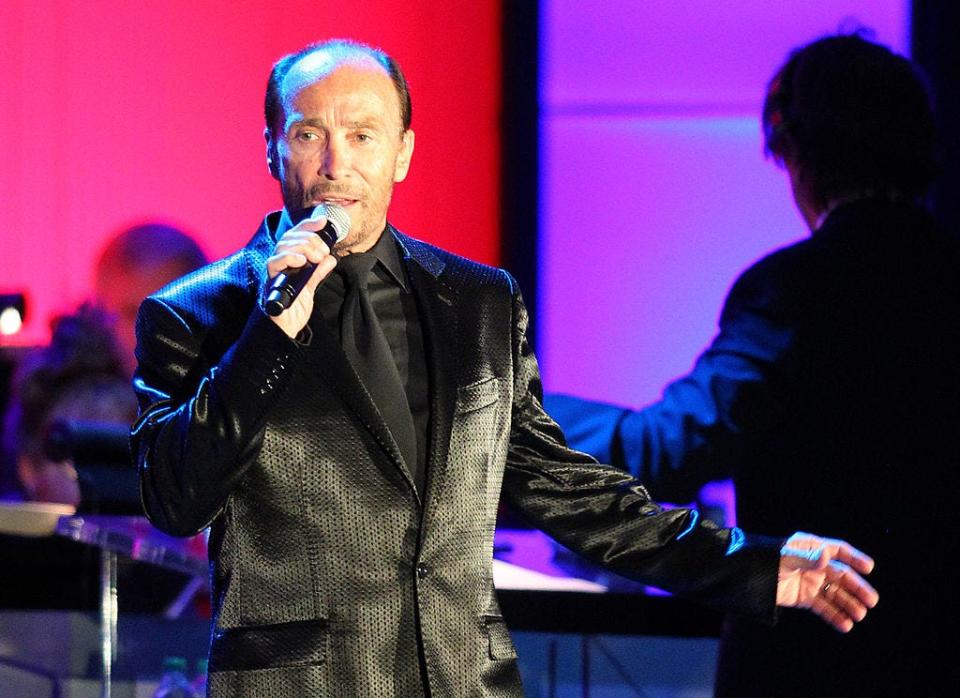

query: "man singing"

left=132, top=39, right=876, bottom=696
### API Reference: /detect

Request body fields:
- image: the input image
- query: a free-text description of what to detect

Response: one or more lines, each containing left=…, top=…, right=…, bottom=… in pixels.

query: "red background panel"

left=0, top=1, right=501, bottom=344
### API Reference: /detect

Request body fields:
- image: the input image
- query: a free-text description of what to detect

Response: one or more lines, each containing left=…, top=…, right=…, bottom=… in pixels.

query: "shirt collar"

left=365, top=225, right=410, bottom=292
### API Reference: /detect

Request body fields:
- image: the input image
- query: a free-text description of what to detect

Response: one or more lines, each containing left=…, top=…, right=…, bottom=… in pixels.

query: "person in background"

left=1, top=220, right=207, bottom=610
left=94, top=222, right=208, bottom=377
left=546, top=32, right=960, bottom=696
left=0, top=307, right=135, bottom=608
left=1, top=305, right=134, bottom=507
left=131, top=38, right=877, bottom=696
left=2, top=217, right=208, bottom=505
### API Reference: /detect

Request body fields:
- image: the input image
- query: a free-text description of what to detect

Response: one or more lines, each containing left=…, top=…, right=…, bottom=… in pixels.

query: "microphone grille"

left=322, top=203, right=351, bottom=242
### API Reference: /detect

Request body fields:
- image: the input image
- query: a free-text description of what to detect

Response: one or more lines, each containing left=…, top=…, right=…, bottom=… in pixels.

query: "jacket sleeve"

left=131, top=294, right=304, bottom=536
left=500, top=276, right=782, bottom=621
left=545, top=258, right=796, bottom=504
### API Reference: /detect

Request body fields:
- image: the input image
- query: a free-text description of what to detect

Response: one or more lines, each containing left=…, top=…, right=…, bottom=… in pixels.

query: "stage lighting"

left=0, top=293, right=27, bottom=336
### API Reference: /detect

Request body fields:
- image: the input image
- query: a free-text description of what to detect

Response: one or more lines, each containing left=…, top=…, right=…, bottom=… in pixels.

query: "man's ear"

left=264, top=128, right=280, bottom=180
left=393, top=129, right=415, bottom=183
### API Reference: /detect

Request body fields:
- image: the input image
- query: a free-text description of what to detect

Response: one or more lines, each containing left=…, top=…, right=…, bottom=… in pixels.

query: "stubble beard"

left=284, top=181, right=393, bottom=255
left=298, top=183, right=377, bottom=253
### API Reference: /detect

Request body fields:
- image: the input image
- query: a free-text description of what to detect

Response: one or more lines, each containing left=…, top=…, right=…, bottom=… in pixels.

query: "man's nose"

left=320, top=138, right=349, bottom=179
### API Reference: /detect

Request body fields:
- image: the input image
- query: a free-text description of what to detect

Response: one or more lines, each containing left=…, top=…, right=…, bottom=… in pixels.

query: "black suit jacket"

left=548, top=199, right=960, bottom=696
left=132, top=212, right=779, bottom=697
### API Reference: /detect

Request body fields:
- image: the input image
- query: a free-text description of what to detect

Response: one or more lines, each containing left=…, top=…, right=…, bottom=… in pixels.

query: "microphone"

left=263, top=203, right=351, bottom=317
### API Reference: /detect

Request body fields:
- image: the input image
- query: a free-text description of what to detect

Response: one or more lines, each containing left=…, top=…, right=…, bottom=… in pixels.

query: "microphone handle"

left=263, top=223, right=339, bottom=317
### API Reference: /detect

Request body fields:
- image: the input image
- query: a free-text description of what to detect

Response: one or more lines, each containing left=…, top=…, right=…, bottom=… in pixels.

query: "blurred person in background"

left=2, top=220, right=207, bottom=504
left=547, top=33, right=960, bottom=696
left=1, top=307, right=135, bottom=608
left=1, top=305, right=134, bottom=507
left=0, top=219, right=207, bottom=611
left=94, top=222, right=208, bottom=377
left=1, top=306, right=198, bottom=612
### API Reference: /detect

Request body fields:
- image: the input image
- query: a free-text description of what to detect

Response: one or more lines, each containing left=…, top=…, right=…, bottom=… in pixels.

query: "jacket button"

left=416, top=564, right=429, bottom=579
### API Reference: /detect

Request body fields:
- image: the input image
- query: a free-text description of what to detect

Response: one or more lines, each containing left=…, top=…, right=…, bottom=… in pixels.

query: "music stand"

left=55, top=515, right=207, bottom=698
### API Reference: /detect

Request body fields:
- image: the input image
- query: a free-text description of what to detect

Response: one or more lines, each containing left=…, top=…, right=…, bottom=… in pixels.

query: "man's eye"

left=297, top=132, right=319, bottom=142
left=355, top=133, right=371, bottom=143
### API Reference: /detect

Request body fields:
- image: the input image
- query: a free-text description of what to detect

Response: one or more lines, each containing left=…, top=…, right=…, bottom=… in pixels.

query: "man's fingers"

left=830, top=542, right=875, bottom=575
left=304, top=254, right=337, bottom=293
left=267, top=251, right=308, bottom=276
left=267, top=235, right=333, bottom=278
left=297, top=213, right=330, bottom=233
left=804, top=564, right=879, bottom=634
left=783, top=534, right=876, bottom=575
left=276, top=233, right=331, bottom=260
left=809, top=593, right=855, bottom=633
left=813, top=571, right=878, bottom=632
left=834, top=565, right=879, bottom=608
left=827, top=581, right=869, bottom=622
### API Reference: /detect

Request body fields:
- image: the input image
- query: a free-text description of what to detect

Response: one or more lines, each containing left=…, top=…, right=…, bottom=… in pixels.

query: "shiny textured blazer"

left=132, top=212, right=779, bottom=697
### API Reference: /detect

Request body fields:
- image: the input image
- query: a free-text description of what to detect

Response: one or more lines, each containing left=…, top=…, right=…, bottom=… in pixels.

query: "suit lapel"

left=302, top=312, right=419, bottom=498
left=396, top=233, right=459, bottom=510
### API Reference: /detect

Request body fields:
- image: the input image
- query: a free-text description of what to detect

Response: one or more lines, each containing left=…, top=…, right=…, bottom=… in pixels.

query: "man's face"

left=267, top=56, right=414, bottom=253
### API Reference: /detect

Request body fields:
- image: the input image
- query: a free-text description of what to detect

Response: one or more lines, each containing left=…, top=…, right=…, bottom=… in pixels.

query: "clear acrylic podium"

left=55, top=515, right=207, bottom=698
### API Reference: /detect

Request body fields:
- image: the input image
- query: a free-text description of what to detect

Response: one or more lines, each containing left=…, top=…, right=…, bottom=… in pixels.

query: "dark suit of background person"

left=547, top=34, right=960, bottom=697
left=131, top=40, right=875, bottom=697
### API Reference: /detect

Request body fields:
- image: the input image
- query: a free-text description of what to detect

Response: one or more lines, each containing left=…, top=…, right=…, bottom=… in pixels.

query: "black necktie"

left=337, top=253, right=419, bottom=488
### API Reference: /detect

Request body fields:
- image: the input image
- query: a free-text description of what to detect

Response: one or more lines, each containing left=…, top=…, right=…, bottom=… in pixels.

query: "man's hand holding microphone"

left=263, top=203, right=350, bottom=338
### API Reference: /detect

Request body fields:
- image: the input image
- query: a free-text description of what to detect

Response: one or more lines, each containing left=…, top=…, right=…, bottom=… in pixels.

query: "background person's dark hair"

left=264, top=38, right=412, bottom=140
left=763, top=33, right=937, bottom=211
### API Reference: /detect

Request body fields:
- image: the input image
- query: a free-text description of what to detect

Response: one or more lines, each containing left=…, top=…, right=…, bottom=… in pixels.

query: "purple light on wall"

left=540, top=114, right=800, bottom=404
left=538, top=0, right=909, bottom=408
left=542, top=0, right=909, bottom=112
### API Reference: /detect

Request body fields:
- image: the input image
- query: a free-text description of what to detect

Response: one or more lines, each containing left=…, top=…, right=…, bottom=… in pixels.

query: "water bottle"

left=153, top=656, right=198, bottom=698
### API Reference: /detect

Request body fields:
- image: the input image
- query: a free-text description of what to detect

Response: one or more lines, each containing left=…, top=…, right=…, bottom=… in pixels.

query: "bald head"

left=265, top=39, right=412, bottom=139
left=95, top=223, right=207, bottom=376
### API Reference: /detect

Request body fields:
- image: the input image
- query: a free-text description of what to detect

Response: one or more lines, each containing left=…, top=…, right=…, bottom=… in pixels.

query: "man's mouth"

left=315, top=197, right=360, bottom=208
